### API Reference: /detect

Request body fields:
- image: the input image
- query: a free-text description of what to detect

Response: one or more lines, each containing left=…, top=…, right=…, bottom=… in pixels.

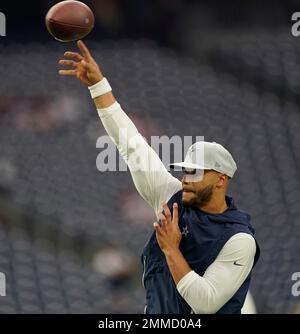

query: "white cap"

left=169, top=141, right=237, bottom=178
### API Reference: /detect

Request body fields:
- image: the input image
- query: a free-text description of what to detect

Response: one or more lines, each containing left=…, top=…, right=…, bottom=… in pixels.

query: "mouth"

left=182, top=189, right=193, bottom=195
left=182, top=189, right=194, bottom=194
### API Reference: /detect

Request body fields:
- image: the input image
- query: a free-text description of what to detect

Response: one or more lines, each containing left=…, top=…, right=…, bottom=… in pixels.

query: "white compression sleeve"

left=176, top=233, right=256, bottom=314
left=97, top=102, right=182, bottom=217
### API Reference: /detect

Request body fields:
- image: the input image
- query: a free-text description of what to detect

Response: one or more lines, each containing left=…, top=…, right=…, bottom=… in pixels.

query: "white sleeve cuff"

left=88, top=77, right=112, bottom=99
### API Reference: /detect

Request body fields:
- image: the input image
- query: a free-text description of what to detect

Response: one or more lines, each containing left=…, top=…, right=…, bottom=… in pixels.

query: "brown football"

left=45, top=1, right=95, bottom=42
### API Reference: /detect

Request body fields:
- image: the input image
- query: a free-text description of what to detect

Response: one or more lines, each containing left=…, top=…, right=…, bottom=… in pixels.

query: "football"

left=45, top=0, right=95, bottom=42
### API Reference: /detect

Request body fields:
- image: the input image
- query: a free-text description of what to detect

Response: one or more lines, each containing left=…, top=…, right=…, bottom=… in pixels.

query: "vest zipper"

left=142, top=255, right=146, bottom=288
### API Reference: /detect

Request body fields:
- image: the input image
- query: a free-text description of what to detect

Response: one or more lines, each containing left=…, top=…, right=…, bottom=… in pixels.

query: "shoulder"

left=219, top=233, right=256, bottom=262
left=168, top=189, right=182, bottom=202
left=167, top=189, right=183, bottom=209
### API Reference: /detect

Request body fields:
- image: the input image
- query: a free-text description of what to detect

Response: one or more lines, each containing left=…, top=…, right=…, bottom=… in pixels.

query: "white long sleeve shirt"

left=97, top=101, right=256, bottom=314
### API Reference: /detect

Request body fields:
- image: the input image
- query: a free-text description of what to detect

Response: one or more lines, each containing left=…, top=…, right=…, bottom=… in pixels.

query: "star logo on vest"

left=182, top=226, right=189, bottom=237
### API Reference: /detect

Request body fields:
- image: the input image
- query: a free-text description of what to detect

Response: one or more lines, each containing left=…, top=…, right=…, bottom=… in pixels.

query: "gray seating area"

left=208, top=30, right=300, bottom=97
left=0, top=220, right=142, bottom=314
left=0, top=38, right=299, bottom=313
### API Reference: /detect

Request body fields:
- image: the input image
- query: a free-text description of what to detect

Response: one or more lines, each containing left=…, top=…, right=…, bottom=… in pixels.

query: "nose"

left=181, top=174, right=188, bottom=184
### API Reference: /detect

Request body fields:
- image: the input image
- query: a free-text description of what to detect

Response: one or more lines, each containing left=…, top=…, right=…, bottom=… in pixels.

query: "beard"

left=182, top=184, right=214, bottom=208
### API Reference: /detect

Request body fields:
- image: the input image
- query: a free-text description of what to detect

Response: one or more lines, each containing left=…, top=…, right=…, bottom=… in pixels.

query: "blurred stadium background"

left=0, top=0, right=300, bottom=313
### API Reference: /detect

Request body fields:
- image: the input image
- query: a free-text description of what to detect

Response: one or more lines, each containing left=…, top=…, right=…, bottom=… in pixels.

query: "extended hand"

left=58, top=40, right=103, bottom=86
left=154, top=202, right=182, bottom=255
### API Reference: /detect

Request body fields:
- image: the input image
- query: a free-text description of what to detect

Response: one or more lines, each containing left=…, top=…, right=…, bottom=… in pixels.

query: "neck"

left=199, top=193, right=228, bottom=214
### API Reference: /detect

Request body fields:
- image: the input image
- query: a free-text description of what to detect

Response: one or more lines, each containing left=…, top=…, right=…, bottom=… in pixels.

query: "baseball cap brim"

left=169, top=162, right=206, bottom=170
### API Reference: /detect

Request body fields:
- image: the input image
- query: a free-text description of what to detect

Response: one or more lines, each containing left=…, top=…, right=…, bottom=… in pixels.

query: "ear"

left=216, top=174, right=227, bottom=188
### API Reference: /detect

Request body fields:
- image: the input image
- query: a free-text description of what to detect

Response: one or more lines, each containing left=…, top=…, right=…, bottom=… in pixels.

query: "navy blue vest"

left=141, top=190, right=260, bottom=314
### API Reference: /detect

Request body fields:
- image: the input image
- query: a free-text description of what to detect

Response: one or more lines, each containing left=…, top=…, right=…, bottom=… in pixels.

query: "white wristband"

left=88, top=78, right=112, bottom=99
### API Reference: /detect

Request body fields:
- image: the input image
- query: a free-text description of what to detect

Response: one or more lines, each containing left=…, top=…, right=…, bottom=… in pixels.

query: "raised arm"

left=58, top=41, right=181, bottom=217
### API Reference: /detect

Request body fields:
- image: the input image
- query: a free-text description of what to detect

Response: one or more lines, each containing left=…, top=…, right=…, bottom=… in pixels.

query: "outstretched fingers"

left=159, top=212, right=168, bottom=227
left=58, top=59, right=78, bottom=67
left=172, top=203, right=178, bottom=225
left=58, top=69, right=77, bottom=76
left=63, top=51, right=83, bottom=61
left=162, top=202, right=172, bottom=223
left=77, top=40, right=92, bottom=60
